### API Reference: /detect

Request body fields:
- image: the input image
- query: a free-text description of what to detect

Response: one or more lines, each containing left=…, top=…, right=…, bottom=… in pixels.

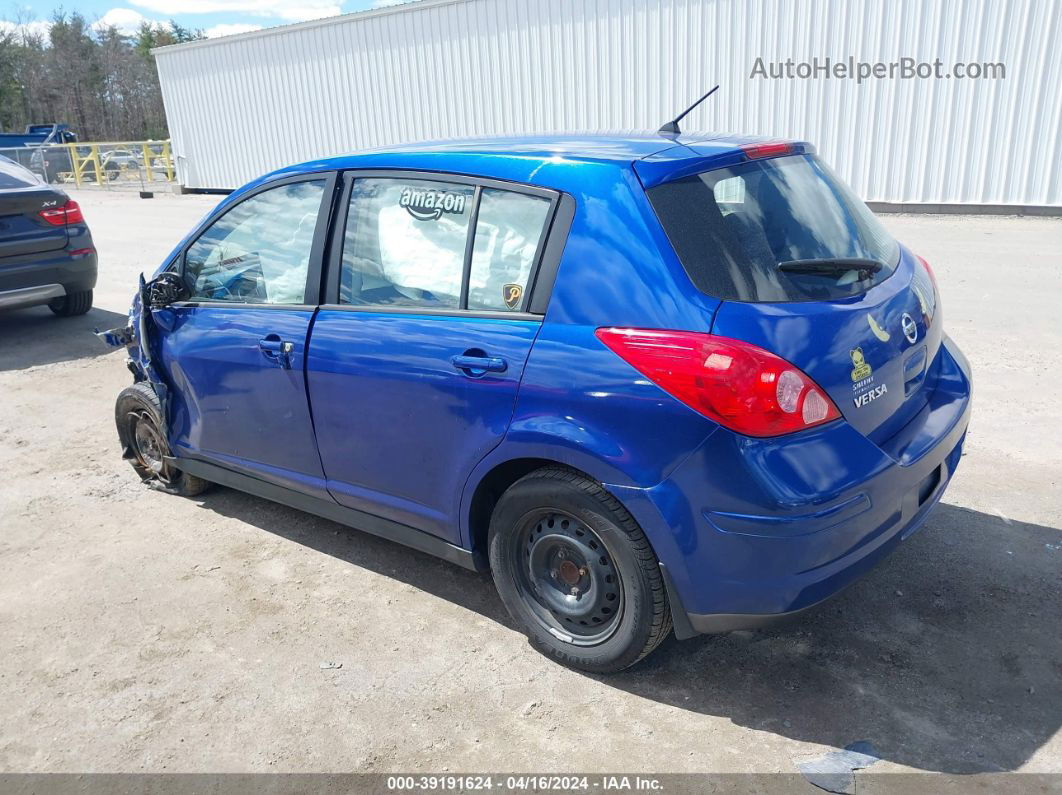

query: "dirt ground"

left=0, top=188, right=1059, bottom=780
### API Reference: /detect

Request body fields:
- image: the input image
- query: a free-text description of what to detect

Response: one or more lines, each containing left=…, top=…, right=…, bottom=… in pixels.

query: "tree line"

left=0, top=11, right=203, bottom=142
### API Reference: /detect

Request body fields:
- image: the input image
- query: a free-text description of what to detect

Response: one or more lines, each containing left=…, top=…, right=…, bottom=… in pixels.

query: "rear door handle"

left=259, top=335, right=294, bottom=369
left=451, top=354, right=507, bottom=375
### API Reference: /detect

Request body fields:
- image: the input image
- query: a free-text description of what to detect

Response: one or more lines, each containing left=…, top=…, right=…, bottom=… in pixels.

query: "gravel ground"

left=0, top=189, right=1059, bottom=779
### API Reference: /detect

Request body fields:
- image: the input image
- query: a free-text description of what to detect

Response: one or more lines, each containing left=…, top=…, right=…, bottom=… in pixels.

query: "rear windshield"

left=0, top=157, right=39, bottom=190
left=646, top=154, right=900, bottom=302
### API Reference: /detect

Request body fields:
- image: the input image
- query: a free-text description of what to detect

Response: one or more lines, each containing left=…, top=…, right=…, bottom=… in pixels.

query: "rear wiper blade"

left=777, top=258, right=883, bottom=275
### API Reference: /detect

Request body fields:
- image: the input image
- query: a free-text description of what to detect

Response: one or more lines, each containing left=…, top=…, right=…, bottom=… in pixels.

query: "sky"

left=1, top=0, right=420, bottom=40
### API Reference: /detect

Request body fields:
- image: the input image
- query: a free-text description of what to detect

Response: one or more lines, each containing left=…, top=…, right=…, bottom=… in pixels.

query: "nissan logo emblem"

left=901, top=312, right=918, bottom=344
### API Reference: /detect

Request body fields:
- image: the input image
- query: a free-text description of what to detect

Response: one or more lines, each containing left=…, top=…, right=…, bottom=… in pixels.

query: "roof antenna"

left=658, top=85, right=720, bottom=136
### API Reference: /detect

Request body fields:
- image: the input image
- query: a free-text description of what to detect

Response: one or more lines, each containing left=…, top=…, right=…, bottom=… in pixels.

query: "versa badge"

left=851, top=348, right=887, bottom=407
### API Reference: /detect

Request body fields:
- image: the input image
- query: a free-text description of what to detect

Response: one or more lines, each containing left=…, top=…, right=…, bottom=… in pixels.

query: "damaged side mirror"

left=147, top=271, right=190, bottom=309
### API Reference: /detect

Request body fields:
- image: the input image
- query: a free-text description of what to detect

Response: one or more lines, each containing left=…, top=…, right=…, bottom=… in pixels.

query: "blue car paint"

left=610, top=337, right=970, bottom=626
left=156, top=304, right=329, bottom=500
left=710, top=247, right=943, bottom=443
left=306, top=311, right=542, bottom=544
left=124, top=132, right=971, bottom=633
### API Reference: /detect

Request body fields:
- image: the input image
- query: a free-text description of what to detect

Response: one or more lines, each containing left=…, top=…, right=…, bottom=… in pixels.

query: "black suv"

left=0, top=155, right=97, bottom=315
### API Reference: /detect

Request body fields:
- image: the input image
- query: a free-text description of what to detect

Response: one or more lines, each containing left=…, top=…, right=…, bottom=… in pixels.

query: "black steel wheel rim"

left=129, top=410, right=175, bottom=484
left=510, top=510, right=623, bottom=646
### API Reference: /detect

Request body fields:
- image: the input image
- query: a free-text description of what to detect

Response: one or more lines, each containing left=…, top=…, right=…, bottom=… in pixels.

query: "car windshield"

left=0, top=157, right=40, bottom=189
left=646, top=154, right=900, bottom=302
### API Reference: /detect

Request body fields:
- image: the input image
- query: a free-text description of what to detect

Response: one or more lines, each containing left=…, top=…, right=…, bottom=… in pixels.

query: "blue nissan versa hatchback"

left=105, top=134, right=972, bottom=672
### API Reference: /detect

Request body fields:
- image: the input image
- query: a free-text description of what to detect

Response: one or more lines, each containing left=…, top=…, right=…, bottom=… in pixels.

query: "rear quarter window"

left=647, top=154, right=900, bottom=302
left=467, top=188, right=552, bottom=312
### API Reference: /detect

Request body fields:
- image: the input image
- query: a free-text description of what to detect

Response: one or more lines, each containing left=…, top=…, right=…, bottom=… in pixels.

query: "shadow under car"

left=0, top=305, right=127, bottom=371
left=191, top=488, right=1061, bottom=775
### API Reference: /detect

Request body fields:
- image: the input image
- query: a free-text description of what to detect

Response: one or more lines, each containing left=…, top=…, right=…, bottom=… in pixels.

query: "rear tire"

left=488, top=467, right=671, bottom=673
left=48, top=289, right=93, bottom=317
left=115, top=382, right=209, bottom=497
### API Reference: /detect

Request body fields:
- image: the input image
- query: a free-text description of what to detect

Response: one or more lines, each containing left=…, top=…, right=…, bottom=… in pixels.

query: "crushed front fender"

left=95, top=274, right=172, bottom=414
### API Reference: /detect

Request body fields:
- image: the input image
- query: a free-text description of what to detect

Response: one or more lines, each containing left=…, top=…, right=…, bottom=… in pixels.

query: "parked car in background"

left=0, top=125, right=77, bottom=177
left=0, top=154, right=97, bottom=315
left=29, top=144, right=84, bottom=184
left=103, top=134, right=971, bottom=672
left=101, top=149, right=141, bottom=180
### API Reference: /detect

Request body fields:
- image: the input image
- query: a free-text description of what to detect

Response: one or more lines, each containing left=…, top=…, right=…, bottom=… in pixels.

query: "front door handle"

left=259, top=335, right=294, bottom=369
left=451, top=354, right=507, bottom=376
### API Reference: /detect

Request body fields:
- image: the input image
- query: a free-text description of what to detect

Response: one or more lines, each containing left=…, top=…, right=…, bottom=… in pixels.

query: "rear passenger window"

left=340, top=177, right=554, bottom=312
left=467, top=189, right=551, bottom=312
left=340, top=178, right=474, bottom=309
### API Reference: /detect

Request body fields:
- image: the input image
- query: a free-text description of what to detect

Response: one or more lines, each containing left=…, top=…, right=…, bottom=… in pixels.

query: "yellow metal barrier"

left=43, top=140, right=175, bottom=187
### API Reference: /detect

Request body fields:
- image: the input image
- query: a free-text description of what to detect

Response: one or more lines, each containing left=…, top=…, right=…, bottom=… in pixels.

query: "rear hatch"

left=0, top=159, right=69, bottom=260
left=641, top=150, right=941, bottom=443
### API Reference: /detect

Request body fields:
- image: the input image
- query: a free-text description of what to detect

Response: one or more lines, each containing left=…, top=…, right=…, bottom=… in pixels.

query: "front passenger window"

left=184, top=180, right=325, bottom=304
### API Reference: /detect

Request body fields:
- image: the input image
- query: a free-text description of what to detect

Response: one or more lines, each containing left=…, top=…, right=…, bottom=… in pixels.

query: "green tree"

left=0, top=8, right=203, bottom=142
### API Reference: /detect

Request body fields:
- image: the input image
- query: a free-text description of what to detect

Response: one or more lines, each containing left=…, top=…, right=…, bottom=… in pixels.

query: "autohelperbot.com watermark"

left=750, top=56, right=1006, bottom=84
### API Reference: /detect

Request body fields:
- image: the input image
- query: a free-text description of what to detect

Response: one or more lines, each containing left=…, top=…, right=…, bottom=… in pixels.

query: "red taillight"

left=595, top=328, right=841, bottom=437
left=38, top=199, right=84, bottom=226
left=741, top=141, right=793, bottom=160
left=916, top=254, right=938, bottom=292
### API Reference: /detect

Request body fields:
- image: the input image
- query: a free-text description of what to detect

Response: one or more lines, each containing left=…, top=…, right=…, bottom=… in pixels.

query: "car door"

left=156, top=173, right=336, bottom=499
left=306, top=172, right=561, bottom=543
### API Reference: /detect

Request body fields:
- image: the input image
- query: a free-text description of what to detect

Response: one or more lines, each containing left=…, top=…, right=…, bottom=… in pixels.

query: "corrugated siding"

left=155, top=0, right=1061, bottom=206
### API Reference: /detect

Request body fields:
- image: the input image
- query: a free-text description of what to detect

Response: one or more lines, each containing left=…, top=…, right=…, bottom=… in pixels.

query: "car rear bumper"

left=683, top=436, right=962, bottom=634
left=608, top=335, right=972, bottom=636
left=0, top=283, right=68, bottom=310
left=0, top=241, right=97, bottom=309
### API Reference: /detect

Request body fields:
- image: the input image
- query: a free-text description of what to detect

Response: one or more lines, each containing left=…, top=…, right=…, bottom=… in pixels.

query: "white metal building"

left=154, top=0, right=1061, bottom=210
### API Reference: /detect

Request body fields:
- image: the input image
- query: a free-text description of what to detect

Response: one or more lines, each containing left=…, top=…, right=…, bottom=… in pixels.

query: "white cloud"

left=0, top=18, right=52, bottom=40
left=94, top=8, right=151, bottom=34
left=3, top=8, right=167, bottom=39
left=129, top=0, right=343, bottom=22
left=205, top=22, right=263, bottom=37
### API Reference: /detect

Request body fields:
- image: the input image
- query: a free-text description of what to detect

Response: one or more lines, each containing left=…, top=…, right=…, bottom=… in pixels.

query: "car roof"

left=348, top=133, right=724, bottom=162
left=264, top=132, right=808, bottom=193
